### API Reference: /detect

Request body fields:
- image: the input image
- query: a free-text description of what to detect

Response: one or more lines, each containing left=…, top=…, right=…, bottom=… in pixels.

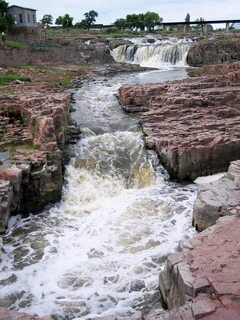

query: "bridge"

left=162, top=19, right=240, bottom=32
left=90, top=19, right=240, bottom=33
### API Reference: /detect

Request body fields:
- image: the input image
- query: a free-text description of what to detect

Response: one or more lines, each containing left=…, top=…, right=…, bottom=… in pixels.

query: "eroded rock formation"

left=193, top=160, right=240, bottom=231
left=187, top=37, right=240, bottom=66
left=158, top=215, right=240, bottom=319
left=119, top=61, right=240, bottom=180
left=0, top=84, right=79, bottom=233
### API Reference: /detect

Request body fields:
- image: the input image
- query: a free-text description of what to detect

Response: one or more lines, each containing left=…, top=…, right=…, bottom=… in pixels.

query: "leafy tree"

left=114, top=18, right=127, bottom=30
left=144, top=11, right=162, bottom=31
left=80, top=10, right=98, bottom=30
left=55, top=14, right=73, bottom=28
left=41, top=14, right=53, bottom=26
left=55, top=16, right=63, bottom=26
left=126, top=14, right=140, bottom=30
left=0, top=0, right=14, bottom=32
left=185, top=13, right=190, bottom=23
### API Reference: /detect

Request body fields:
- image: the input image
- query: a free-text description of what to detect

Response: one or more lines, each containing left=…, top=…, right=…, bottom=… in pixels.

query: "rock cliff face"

left=0, top=38, right=114, bottom=66
left=158, top=215, right=240, bottom=320
left=118, top=61, right=240, bottom=180
left=187, top=38, right=240, bottom=66
left=193, top=161, right=240, bottom=231
left=0, top=84, right=79, bottom=233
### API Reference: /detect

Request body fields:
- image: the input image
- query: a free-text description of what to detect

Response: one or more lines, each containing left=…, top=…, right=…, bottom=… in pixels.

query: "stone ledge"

left=193, top=160, right=240, bottom=231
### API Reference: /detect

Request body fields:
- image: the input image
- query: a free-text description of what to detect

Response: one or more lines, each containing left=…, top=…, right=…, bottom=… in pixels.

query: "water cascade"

left=0, top=73, right=196, bottom=319
left=111, top=37, right=192, bottom=68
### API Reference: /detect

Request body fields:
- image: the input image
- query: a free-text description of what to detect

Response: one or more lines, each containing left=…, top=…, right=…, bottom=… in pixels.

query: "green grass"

left=5, top=40, right=28, bottom=49
left=0, top=72, right=31, bottom=85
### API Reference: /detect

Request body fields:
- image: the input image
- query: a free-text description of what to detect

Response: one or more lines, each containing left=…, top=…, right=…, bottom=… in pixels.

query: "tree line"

left=41, top=10, right=98, bottom=29
left=114, top=12, right=163, bottom=31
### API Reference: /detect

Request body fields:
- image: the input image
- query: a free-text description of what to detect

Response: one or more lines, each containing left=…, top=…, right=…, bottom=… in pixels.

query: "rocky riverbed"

left=1, top=34, right=240, bottom=320
left=118, top=61, right=240, bottom=181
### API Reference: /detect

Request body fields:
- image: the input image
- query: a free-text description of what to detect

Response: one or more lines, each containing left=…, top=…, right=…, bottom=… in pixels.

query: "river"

left=0, top=39, right=197, bottom=320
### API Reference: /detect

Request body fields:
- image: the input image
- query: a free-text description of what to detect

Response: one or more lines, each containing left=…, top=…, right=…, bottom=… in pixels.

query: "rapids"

left=0, top=71, right=196, bottom=320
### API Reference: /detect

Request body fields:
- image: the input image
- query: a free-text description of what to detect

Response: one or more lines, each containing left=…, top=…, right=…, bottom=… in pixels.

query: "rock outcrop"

left=0, top=84, right=79, bottom=233
left=187, top=37, right=240, bottom=66
left=118, top=61, right=240, bottom=180
left=0, top=38, right=114, bottom=66
left=0, top=308, right=54, bottom=320
left=158, top=215, right=240, bottom=319
left=193, top=160, right=240, bottom=231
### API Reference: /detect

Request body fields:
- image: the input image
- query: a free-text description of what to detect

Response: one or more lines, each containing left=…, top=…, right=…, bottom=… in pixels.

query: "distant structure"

left=230, top=23, right=240, bottom=30
left=8, top=5, right=38, bottom=34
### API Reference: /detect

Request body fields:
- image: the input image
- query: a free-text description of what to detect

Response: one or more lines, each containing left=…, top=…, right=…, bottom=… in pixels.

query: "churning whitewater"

left=0, top=72, right=196, bottom=320
left=111, top=37, right=192, bottom=68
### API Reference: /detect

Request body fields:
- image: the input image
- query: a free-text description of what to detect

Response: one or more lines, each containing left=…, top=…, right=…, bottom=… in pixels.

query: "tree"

left=144, top=11, right=163, bottom=31
left=126, top=14, right=140, bottom=30
left=195, top=17, right=205, bottom=32
left=41, top=14, right=53, bottom=26
left=114, top=18, right=127, bottom=30
left=80, top=10, right=98, bottom=30
left=0, top=0, right=14, bottom=32
left=55, top=16, right=63, bottom=26
left=55, top=14, right=73, bottom=28
left=185, top=13, right=190, bottom=23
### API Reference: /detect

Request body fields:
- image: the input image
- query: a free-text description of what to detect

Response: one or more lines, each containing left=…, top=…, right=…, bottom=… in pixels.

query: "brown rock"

left=118, top=61, right=240, bottom=180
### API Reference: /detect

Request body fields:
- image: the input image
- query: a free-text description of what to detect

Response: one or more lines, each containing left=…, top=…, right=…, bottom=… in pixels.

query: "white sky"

left=9, top=0, right=240, bottom=25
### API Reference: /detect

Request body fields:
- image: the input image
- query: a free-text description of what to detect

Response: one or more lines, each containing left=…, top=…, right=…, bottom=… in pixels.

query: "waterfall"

left=111, top=37, right=192, bottom=68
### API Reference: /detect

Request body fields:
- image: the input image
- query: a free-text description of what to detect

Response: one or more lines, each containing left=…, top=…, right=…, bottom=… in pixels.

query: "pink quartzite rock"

left=0, top=308, right=55, bottom=320
left=0, top=86, right=80, bottom=233
left=193, top=160, right=240, bottom=231
left=158, top=215, right=240, bottom=319
left=118, top=61, right=240, bottom=180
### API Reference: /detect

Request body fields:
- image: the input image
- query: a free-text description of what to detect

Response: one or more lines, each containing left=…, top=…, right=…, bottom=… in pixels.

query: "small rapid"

left=0, top=72, right=196, bottom=320
left=111, top=37, right=192, bottom=68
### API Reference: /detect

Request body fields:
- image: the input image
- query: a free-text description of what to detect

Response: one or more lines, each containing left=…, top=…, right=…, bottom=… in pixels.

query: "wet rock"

left=119, top=61, right=240, bottom=180
left=0, top=274, right=17, bottom=286
left=130, top=279, right=146, bottom=292
left=88, top=248, right=104, bottom=258
left=104, top=275, right=119, bottom=284
left=193, top=160, right=240, bottom=231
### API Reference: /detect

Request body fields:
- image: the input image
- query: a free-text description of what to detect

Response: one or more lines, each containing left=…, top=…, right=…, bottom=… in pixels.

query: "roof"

left=8, top=5, right=37, bottom=11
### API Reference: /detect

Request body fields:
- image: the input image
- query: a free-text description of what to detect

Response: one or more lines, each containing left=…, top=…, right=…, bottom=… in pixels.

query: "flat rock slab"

left=118, top=61, right=240, bottom=180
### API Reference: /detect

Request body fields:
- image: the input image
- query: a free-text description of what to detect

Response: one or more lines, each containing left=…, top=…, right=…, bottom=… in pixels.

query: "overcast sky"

left=10, top=0, right=240, bottom=24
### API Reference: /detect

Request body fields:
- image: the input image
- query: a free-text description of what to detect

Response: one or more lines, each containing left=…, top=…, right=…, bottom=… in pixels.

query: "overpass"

left=90, top=19, right=240, bottom=33
left=162, top=19, right=240, bottom=32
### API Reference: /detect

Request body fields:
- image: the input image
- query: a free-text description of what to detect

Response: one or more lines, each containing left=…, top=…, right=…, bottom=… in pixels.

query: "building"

left=8, top=5, right=38, bottom=34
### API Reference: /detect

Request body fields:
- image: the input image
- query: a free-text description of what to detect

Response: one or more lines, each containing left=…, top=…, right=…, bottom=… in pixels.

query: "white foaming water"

left=111, top=37, right=192, bottom=68
left=1, top=74, right=196, bottom=320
